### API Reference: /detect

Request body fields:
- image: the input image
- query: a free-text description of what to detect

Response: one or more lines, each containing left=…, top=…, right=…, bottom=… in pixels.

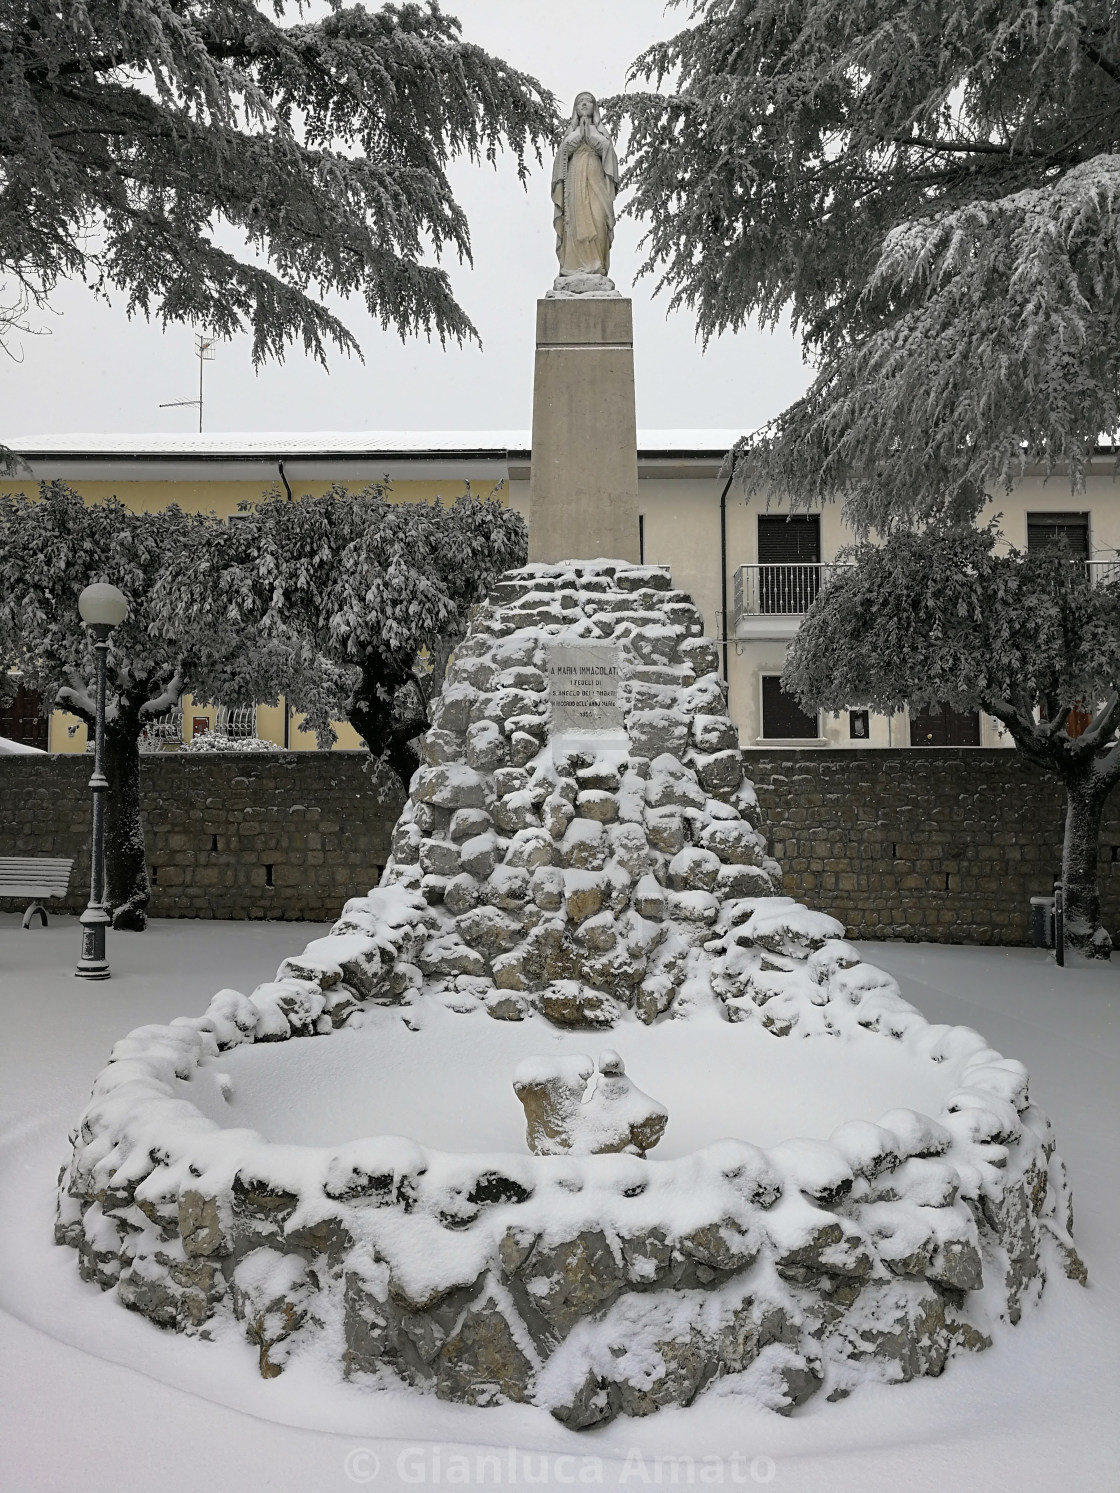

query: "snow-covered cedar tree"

left=0, top=482, right=285, bottom=928
left=616, top=2, right=1120, bottom=532
left=0, top=0, right=557, bottom=471
left=186, top=483, right=528, bottom=788
left=784, top=526, right=1120, bottom=956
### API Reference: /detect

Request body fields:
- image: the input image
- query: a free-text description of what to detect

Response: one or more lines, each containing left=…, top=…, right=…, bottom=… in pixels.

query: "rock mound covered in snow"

left=384, top=559, right=782, bottom=1028
left=55, top=561, right=1086, bottom=1423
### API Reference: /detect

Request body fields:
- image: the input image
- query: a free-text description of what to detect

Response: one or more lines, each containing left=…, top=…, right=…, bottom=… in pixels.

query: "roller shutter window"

left=1026, top=512, right=1089, bottom=558
left=757, top=514, right=821, bottom=613
left=761, top=674, right=819, bottom=740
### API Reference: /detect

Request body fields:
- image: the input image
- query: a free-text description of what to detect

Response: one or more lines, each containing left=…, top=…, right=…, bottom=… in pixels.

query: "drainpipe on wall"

left=719, top=471, right=733, bottom=710
left=278, top=458, right=293, bottom=500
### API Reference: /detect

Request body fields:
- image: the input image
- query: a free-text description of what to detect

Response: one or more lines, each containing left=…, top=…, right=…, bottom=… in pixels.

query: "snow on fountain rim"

left=69, top=885, right=1035, bottom=1300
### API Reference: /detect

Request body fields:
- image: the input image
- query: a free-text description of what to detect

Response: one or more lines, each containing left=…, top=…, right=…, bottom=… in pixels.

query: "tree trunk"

left=103, top=720, right=151, bottom=931
left=1060, top=765, right=1113, bottom=958
left=349, top=697, right=423, bottom=788
left=384, top=727, right=422, bottom=790
left=348, top=659, right=428, bottom=790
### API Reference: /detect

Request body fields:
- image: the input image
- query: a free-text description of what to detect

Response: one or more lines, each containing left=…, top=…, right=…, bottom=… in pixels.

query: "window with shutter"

left=1026, top=512, right=1089, bottom=558
left=757, top=515, right=821, bottom=563
left=757, top=515, right=822, bottom=614
left=761, top=675, right=819, bottom=739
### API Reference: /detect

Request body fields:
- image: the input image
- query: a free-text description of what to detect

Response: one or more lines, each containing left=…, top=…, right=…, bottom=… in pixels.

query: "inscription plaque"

left=547, top=642, right=624, bottom=736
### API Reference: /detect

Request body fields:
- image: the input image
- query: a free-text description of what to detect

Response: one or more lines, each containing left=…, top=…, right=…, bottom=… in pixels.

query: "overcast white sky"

left=1, top=1, right=810, bottom=440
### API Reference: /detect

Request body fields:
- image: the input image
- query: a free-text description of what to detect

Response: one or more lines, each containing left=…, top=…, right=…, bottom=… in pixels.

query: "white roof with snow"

left=4, top=430, right=745, bottom=457
left=3, top=430, right=741, bottom=479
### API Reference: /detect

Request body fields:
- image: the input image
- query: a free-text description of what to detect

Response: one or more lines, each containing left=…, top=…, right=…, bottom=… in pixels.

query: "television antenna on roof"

left=159, top=333, right=217, bottom=432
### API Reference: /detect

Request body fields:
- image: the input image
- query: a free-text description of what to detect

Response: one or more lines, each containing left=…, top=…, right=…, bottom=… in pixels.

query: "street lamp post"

left=76, top=583, right=129, bottom=981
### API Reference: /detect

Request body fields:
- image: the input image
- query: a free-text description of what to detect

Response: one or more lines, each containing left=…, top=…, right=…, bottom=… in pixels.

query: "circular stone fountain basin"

left=183, top=1002, right=961, bottom=1158
left=54, top=559, right=1085, bottom=1426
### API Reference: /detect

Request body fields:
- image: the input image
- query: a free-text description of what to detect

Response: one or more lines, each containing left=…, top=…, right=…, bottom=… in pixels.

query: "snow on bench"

left=0, top=858, right=74, bottom=928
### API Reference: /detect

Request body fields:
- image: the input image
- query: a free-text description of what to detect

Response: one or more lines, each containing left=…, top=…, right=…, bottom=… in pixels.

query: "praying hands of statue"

left=563, top=122, right=588, bottom=159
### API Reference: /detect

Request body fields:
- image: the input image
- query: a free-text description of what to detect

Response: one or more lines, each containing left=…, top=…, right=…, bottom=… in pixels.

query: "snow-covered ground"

left=0, top=734, right=44, bottom=754
left=1, top=913, right=1116, bottom=1492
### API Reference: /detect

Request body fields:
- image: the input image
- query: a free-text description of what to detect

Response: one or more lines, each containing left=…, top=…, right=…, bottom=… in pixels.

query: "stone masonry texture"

left=0, top=752, right=401, bottom=922
left=745, top=748, right=1120, bottom=944
left=3, top=747, right=1118, bottom=940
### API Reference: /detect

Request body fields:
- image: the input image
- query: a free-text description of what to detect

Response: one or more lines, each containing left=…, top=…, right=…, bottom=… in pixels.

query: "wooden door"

left=909, top=703, right=980, bottom=747
left=0, top=686, right=49, bottom=750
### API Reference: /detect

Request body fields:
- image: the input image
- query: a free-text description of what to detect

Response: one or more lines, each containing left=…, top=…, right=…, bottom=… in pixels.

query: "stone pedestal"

left=528, top=298, right=640, bottom=563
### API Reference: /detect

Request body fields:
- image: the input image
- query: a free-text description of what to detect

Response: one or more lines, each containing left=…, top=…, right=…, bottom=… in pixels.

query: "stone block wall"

left=745, top=748, right=1120, bottom=944
left=0, top=752, right=400, bottom=921
left=4, top=747, right=1119, bottom=941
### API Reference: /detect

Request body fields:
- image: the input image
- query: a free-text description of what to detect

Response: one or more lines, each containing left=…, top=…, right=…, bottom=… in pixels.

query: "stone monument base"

left=528, top=298, right=640, bottom=564
left=546, top=272, right=619, bottom=299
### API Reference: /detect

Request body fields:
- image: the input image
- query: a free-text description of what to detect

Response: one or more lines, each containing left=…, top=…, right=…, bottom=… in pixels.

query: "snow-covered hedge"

left=180, top=733, right=278, bottom=754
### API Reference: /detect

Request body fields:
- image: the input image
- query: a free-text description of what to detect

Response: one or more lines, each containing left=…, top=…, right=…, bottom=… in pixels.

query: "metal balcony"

left=732, top=558, right=1119, bottom=641
left=138, top=705, right=183, bottom=753
left=732, top=563, right=848, bottom=638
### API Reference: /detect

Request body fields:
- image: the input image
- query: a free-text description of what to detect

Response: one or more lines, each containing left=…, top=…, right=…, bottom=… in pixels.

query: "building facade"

left=5, top=430, right=1119, bottom=752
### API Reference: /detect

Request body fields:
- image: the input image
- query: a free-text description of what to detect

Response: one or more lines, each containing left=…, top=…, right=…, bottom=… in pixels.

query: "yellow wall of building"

left=48, top=710, right=86, bottom=753
left=47, top=697, right=367, bottom=754
left=3, top=476, right=497, bottom=518
left=17, top=456, right=1119, bottom=755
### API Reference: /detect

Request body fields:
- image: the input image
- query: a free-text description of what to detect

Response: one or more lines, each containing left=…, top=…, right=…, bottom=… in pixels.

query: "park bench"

left=0, top=857, right=74, bottom=927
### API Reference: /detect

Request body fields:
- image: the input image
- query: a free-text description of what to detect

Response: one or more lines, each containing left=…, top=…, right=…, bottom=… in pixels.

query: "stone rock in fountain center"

left=514, top=1050, right=669, bottom=1156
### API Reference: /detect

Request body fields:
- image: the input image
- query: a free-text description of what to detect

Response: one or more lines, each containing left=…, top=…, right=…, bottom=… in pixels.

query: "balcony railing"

left=732, top=556, right=1119, bottom=634
left=733, top=562, right=849, bottom=624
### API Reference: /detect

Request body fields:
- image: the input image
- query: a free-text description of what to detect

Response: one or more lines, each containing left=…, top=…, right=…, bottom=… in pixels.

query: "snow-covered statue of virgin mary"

left=548, top=91, right=620, bottom=297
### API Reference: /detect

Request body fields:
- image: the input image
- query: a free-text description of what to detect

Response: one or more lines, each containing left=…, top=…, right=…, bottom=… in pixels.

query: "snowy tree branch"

left=617, top=0, right=1120, bottom=528
left=55, top=676, right=96, bottom=720
left=138, top=669, right=185, bottom=720
left=2, top=0, right=558, bottom=363
left=1074, top=692, right=1120, bottom=753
